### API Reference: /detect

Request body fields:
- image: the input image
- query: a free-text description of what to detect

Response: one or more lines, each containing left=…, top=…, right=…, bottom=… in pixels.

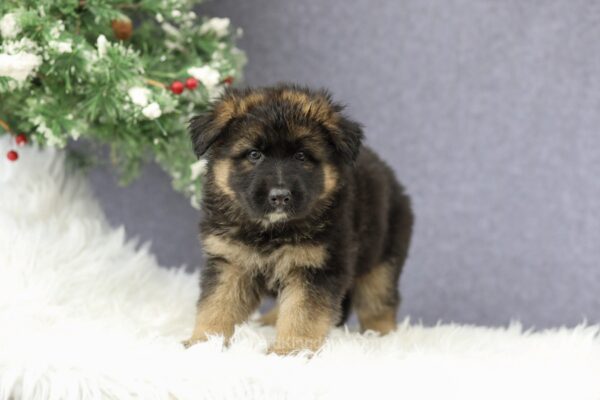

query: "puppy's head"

left=190, top=84, right=363, bottom=224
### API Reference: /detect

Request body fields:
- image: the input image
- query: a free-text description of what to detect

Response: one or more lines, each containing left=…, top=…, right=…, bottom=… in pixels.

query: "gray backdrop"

left=88, top=0, right=600, bottom=328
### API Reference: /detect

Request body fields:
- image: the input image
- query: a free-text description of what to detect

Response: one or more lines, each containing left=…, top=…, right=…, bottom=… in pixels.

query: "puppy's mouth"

left=264, top=211, right=288, bottom=223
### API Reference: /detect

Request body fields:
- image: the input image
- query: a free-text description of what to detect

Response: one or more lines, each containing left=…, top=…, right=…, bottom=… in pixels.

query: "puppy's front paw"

left=268, top=342, right=300, bottom=356
left=268, top=336, right=323, bottom=356
left=268, top=345, right=289, bottom=356
left=182, top=336, right=207, bottom=349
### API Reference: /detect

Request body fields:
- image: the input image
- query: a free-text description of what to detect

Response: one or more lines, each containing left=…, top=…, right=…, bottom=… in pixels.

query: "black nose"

left=269, top=188, right=291, bottom=207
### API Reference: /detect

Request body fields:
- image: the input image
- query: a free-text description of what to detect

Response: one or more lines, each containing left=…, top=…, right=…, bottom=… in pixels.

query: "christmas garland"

left=0, top=0, right=245, bottom=206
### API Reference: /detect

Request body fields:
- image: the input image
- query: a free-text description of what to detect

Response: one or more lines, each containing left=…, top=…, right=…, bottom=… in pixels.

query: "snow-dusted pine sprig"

left=0, top=0, right=246, bottom=206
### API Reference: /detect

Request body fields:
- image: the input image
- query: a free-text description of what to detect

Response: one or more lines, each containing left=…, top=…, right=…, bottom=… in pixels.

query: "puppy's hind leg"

left=352, top=262, right=399, bottom=334
left=354, top=186, right=413, bottom=334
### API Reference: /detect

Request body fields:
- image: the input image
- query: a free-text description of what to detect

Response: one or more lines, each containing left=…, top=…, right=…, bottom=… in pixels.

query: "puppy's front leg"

left=270, top=272, right=336, bottom=355
left=184, top=258, right=260, bottom=347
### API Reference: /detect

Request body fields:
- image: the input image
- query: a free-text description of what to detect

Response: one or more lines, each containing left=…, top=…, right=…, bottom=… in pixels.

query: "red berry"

left=223, top=76, right=234, bottom=85
left=15, top=133, right=27, bottom=146
left=170, top=80, right=184, bottom=94
left=7, top=150, right=18, bottom=161
left=185, top=77, right=198, bottom=90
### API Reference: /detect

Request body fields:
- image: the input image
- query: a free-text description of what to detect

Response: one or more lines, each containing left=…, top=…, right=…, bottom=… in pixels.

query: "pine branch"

left=0, top=1, right=244, bottom=205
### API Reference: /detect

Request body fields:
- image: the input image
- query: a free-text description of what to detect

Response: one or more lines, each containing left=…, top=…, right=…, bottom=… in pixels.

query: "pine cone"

left=111, top=18, right=133, bottom=41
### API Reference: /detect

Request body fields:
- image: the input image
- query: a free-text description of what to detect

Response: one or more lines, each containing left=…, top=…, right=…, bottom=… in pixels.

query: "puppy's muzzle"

left=268, top=188, right=292, bottom=208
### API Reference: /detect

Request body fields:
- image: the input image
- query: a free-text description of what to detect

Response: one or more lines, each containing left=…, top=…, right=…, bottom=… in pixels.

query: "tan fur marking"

left=203, top=235, right=327, bottom=291
left=212, top=99, right=237, bottom=129
left=303, top=142, right=327, bottom=159
left=270, top=275, right=332, bottom=355
left=291, top=127, right=328, bottom=159
left=212, top=159, right=236, bottom=198
left=320, top=164, right=338, bottom=199
left=231, top=137, right=253, bottom=153
left=353, top=263, right=398, bottom=334
left=203, top=235, right=327, bottom=284
left=280, top=90, right=311, bottom=109
left=288, top=125, right=311, bottom=140
left=185, top=261, right=259, bottom=346
left=321, top=113, right=341, bottom=134
left=237, top=92, right=267, bottom=114
left=280, top=90, right=338, bottom=128
left=210, top=92, right=267, bottom=132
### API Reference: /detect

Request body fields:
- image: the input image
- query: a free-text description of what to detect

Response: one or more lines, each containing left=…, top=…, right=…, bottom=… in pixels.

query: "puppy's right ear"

left=189, top=100, right=238, bottom=157
left=189, top=112, right=223, bottom=157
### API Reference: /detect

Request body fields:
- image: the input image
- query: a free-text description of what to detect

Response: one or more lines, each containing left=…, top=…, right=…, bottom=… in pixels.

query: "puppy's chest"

left=202, top=234, right=327, bottom=286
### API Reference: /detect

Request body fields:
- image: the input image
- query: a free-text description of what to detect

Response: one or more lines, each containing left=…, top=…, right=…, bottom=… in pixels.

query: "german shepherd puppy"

left=184, top=84, right=413, bottom=355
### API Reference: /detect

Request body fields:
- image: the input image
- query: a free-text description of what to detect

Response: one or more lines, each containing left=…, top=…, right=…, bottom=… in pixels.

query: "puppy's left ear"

left=328, top=115, right=364, bottom=163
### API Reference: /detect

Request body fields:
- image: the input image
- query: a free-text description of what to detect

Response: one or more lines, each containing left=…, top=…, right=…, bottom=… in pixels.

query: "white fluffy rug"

left=1, top=138, right=600, bottom=400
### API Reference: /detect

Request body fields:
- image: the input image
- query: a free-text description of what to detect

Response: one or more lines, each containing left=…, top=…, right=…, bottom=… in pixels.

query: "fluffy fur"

left=185, top=84, right=414, bottom=354
left=1, top=137, right=600, bottom=400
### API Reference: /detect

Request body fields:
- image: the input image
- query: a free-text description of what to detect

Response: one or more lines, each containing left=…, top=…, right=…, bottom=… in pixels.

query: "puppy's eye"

left=247, top=150, right=263, bottom=162
left=294, top=151, right=306, bottom=161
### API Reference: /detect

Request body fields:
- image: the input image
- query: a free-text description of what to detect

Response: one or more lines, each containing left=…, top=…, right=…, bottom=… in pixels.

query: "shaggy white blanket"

left=1, top=138, right=599, bottom=400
